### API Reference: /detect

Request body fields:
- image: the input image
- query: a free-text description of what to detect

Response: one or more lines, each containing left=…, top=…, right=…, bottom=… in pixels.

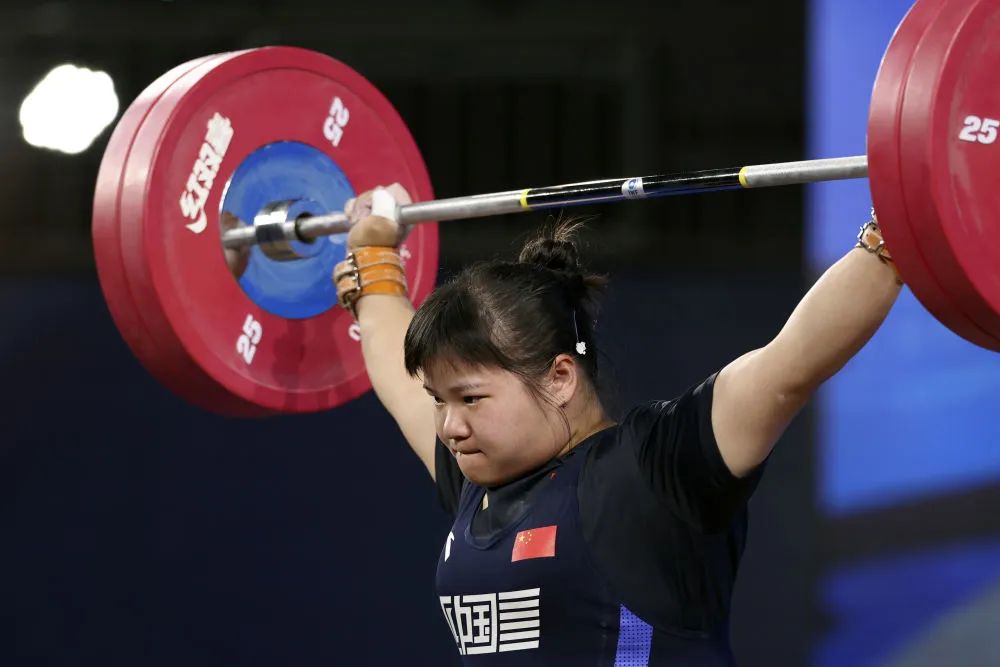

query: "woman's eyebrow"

left=422, top=382, right=484, bottom=393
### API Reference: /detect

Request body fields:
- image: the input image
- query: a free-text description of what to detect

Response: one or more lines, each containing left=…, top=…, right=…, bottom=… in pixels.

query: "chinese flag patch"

left=511, top=525, right=557, bottom=562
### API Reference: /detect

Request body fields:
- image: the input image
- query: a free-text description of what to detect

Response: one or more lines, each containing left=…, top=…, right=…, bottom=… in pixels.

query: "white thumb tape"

left=371, top=187, right=399, bottom=222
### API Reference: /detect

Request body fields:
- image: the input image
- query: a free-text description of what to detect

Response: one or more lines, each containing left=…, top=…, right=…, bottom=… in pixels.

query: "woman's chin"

left=458, top=453, right=502, bottom=486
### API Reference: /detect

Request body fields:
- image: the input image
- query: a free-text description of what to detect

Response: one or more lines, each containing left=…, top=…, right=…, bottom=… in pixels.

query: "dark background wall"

left=5, top=1, right=818, bottom=665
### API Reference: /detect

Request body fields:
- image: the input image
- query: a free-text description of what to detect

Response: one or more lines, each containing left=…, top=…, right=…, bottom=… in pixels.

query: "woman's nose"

left=441, top=405, right=471, bottom=440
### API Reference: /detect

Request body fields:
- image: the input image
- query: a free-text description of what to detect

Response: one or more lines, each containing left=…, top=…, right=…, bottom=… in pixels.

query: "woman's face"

left=422, top=358, right=570, bottom=487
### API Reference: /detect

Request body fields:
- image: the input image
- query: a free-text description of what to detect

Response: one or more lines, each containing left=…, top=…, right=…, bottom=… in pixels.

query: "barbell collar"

left=253, top=200, right=310, bottom=261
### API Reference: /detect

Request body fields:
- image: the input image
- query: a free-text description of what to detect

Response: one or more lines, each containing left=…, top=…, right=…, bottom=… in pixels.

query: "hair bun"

left=517, top=218, right=607, bottom=301
left=517, top=218, right=587, bottom=272
left=518, top=237, right=580, bottom=274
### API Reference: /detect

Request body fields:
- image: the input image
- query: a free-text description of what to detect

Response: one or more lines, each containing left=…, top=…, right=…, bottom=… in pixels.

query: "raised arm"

left=712, top=215, right=903, bottom=477
left=338, top=185, right=437, bottom=478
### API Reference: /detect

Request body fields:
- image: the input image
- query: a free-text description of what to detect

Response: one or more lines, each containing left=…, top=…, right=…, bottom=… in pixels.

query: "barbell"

left=92, top=0, right=1000, bottom=417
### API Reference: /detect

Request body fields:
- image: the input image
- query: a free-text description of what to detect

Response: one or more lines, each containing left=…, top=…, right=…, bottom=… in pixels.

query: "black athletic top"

left=433, top=374, right=766, bottom=665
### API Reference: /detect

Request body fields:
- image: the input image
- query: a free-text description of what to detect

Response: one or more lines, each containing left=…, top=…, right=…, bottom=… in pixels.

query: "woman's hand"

left=344, top=183, right=412, bottom=250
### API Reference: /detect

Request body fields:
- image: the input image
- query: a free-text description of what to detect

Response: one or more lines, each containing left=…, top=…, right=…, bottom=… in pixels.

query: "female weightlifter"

left=332, top=183, right=901, bottom=665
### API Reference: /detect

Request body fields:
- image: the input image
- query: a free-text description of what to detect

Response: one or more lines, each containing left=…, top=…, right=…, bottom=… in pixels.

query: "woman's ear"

left=547, top=353, right=579, bottom=408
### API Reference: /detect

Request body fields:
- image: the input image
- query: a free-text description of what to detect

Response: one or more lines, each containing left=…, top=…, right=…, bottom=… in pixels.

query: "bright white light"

left=19, top=64, right=119, bottom=155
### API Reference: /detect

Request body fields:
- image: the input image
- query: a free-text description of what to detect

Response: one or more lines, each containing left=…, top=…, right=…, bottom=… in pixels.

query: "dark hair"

left=403, top=219, right=608, bottom=404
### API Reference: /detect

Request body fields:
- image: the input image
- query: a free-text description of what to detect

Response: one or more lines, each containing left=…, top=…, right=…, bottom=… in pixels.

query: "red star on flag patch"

left=511, top=525, right=557, bottom=562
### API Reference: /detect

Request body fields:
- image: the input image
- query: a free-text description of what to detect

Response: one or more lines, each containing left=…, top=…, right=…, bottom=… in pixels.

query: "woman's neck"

left=557, top=398, right=615, bottom=457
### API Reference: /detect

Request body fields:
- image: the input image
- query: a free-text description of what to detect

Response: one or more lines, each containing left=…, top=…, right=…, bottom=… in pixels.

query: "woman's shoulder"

left=614, top=374, right=719, bottom=438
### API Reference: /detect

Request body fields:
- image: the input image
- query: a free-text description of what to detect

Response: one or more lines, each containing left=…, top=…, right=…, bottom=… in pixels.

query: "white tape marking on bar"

left=621, top=177, right=646, bottom=200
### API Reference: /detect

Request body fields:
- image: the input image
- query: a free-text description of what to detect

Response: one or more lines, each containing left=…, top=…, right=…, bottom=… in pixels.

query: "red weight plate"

left=119, top=47, right=438, bottom=414
left=867, top=0, right=999, bottom=348
left=96, top=52, right=270, bottom=415
left=114, top=51, right=303, bottom=416
left=898, top=0, right=1000, bottom=350
left=94, top=55, right=213, bottom=370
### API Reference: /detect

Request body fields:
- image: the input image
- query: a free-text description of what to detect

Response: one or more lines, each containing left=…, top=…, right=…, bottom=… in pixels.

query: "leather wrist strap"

left=333, top=246, right=408, bottom=318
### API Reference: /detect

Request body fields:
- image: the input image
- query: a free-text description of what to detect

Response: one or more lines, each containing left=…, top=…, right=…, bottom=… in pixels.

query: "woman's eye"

left=431, top=395, right=444, bottom=406
left=463, top=396, right=483, bottom=405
